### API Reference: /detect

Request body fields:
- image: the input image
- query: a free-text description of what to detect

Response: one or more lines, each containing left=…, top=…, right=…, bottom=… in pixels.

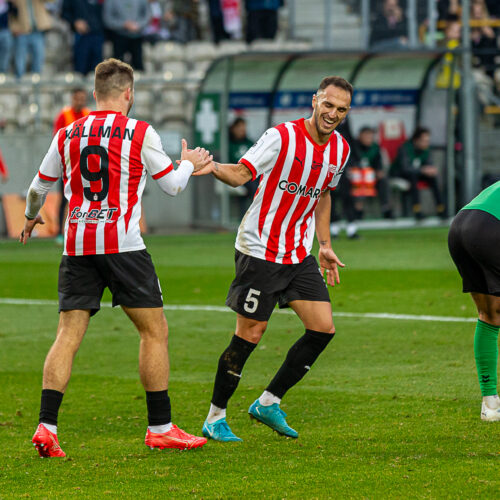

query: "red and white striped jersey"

left=38, top=111, right=174, bottom=256
left=237, top=118, right=350, bottom=264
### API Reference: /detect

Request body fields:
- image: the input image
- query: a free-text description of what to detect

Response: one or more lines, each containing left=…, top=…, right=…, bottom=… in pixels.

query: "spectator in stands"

left=9, top=0, right=52, bottom=78
left=485, top=0, right=500, bottom=18
left=470, top=0, right=497, bottom=80
left=207, top=0, right=229, bottom=43
left=245, top=0, right=283, bottom=44
left=61, top=0, right=104, bottom=75
left=370, top=0, right=408, bottom=50
left=0, top=147, right=9, bottom=183
left=228, top=117, right=259, bottom=216
left=103, top=0, right=150, bottom=71
left=143, top=0, right=171, bottom=43
left=164, top=0, right=200, bottom=43
left=53, top=88, right=91, bottom=244
left=390, top=126, right=446, bottom=220
left=437, top=0, right=461, bottom=22
left=0, top=0, right=12, bottom=73
left=350, top=126, right=393, bottom=219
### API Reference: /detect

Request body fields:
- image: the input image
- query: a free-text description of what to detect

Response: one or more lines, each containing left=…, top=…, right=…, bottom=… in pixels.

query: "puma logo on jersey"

left=278, top=180, right=321, bottom=199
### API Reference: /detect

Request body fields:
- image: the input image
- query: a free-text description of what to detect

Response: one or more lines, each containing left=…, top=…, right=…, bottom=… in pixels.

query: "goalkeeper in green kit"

left=448, top=181, right=500, bottom=421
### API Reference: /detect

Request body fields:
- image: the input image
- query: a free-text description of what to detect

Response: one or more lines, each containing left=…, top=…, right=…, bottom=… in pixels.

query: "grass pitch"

left=0, top=228, right=498, bottom=499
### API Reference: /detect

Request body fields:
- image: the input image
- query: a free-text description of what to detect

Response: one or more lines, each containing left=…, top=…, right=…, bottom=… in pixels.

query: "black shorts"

left=225, top=250, right=330, bottom=321
left=448, top=209, right=500, bottom=296
left=58, top=250, right=164, bottom=316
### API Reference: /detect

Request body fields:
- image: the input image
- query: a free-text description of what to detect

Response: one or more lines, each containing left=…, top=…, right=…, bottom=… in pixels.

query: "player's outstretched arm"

left=20, top=175, right=51, bottom=244
left=193, top=161, right=252, bottom=188
left=315, top=190, right=344, bottom=287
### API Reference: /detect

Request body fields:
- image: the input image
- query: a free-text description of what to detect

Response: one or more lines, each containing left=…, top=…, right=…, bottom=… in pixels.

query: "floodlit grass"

left=0, top=229, right=497, bottom=499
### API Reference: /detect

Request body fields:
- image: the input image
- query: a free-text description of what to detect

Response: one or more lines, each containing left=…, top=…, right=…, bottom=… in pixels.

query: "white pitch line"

left=0, top=298, right=476, bottom=323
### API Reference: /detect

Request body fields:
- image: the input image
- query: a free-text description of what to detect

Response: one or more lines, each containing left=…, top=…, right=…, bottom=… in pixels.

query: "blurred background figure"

left=9, top=0, right=53, bottom=78
left=0, top=147, right=9, bottom=183
left=0, top=0, right=13, bottom=73
left=162, top=0, right=201, bottom=43
left=143, top=0, right=171, bottom=43
left=207, top=0, right=230, bottom=43
left=61, top=0, right=104, bottom=75
left=350, top=126, right=393, bottom=220
left=53, top=87, right=90, bottom=245
left=103, top=0, right=150, bottom=71
left=228, top=117, right=259, bottom=217
left=370, top=0, right=408, bottom=50
left=245, top=0, right=283, bottom=43
left=390, top=126, right=446, bottom=220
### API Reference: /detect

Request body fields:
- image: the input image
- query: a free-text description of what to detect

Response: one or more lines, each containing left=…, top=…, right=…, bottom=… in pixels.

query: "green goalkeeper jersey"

left=461, top=181, right=500, bottom=220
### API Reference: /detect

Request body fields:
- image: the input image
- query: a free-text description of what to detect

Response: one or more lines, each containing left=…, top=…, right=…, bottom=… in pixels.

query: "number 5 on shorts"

left=243, top=288, right=261, bottom=314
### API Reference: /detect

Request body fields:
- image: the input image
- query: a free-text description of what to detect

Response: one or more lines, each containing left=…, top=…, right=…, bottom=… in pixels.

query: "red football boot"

left=145, top=424, right=207, bottom=450
left=32, top=424, right=66, bottom=458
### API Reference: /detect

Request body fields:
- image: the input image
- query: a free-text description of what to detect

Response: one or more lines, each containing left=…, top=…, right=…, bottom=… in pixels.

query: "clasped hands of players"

left=180, top=139, right=213, bottom=174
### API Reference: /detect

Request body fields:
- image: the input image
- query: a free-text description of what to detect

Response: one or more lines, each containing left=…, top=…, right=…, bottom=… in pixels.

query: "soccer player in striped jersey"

left=21, top=58, right=212, bottom=456
left=448, top=181, right=500, bottom=421
left=200, top=76, right=352, bottom=441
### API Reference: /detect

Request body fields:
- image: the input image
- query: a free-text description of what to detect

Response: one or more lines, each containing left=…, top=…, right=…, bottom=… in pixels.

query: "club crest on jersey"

left=278, top=180, right=321, bottom=199
left=328, top=164, right=338, bottom=174
left=69, top=206, right=118, bottom=224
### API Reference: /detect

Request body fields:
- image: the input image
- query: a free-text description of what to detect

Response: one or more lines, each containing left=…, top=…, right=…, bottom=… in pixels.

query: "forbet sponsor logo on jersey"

left=69, top=206, right=118, bottom=224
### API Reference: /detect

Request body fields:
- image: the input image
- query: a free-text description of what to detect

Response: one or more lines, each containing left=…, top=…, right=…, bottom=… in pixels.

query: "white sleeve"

left=141, top=126, right=194, bottom=196
left=328, top=142, right=351, bottom=191
left=239, top=127, right=281, bottom=180
left=25, top=175, right=54, bottom=219
left=38, top=133, right=63, bottom=182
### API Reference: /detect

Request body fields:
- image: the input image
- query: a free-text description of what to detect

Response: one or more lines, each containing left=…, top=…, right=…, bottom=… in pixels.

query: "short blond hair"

left=94, top=58, right=134, bottom=100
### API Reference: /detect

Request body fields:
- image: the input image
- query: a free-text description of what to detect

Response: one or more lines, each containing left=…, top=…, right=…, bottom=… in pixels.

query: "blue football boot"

left=202, top=417, right=242, bottom=442
left=248, top=399, right=298, bottom=438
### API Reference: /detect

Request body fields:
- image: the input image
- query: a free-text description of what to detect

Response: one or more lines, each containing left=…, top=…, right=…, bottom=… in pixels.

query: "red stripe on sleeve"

left=38, top=172, right=59, bottom=182
left=240, top=158, right=257, bottom=180
left=152, top=163, right=173, bottom=180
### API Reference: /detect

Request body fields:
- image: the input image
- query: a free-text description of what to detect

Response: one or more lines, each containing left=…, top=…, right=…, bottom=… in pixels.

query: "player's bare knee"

left=236, top=320, right=267, bottom=344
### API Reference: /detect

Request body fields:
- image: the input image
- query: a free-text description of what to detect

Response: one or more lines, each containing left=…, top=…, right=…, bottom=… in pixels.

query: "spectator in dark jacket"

left=62, top=0, right=104, bottom=75
left=103, top=0, right=150, bottom=71
left=207, top=0, right=229, bottom=43
left=370, top=0, right=408, bottom=49
left=390, top=126, right=446, bottom=219
left=245, top=0, right=283, bottom=44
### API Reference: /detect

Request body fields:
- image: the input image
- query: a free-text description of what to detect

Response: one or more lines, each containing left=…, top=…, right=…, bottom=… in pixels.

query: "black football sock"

left=266, top=329, right=334, bottom=399
left=146, top=390, right=171, bottom=426
left=211, top=335, right=257, bottom=409
left=39, top=389, right=64, bottom=426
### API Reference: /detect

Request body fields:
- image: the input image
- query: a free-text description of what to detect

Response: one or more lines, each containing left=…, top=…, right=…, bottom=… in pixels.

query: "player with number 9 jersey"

left=22, top=58, right=212, bottom=457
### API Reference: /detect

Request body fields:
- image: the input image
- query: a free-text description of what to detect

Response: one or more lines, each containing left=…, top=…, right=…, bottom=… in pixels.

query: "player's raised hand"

left=318, top=247, right=345, bottom=287
left=180, top=139, right=213, bottom=173
left=19, top=214, right=45, bottom=245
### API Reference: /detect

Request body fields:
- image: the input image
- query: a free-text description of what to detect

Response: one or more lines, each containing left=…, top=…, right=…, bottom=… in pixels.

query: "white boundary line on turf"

left=0, top=298, right=476, bottom=323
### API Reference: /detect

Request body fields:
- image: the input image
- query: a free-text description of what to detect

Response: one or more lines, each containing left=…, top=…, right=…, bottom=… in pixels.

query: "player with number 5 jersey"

left=199, top=76, right=352, bottom=442
left=21, top=58, right=212, bottom=457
